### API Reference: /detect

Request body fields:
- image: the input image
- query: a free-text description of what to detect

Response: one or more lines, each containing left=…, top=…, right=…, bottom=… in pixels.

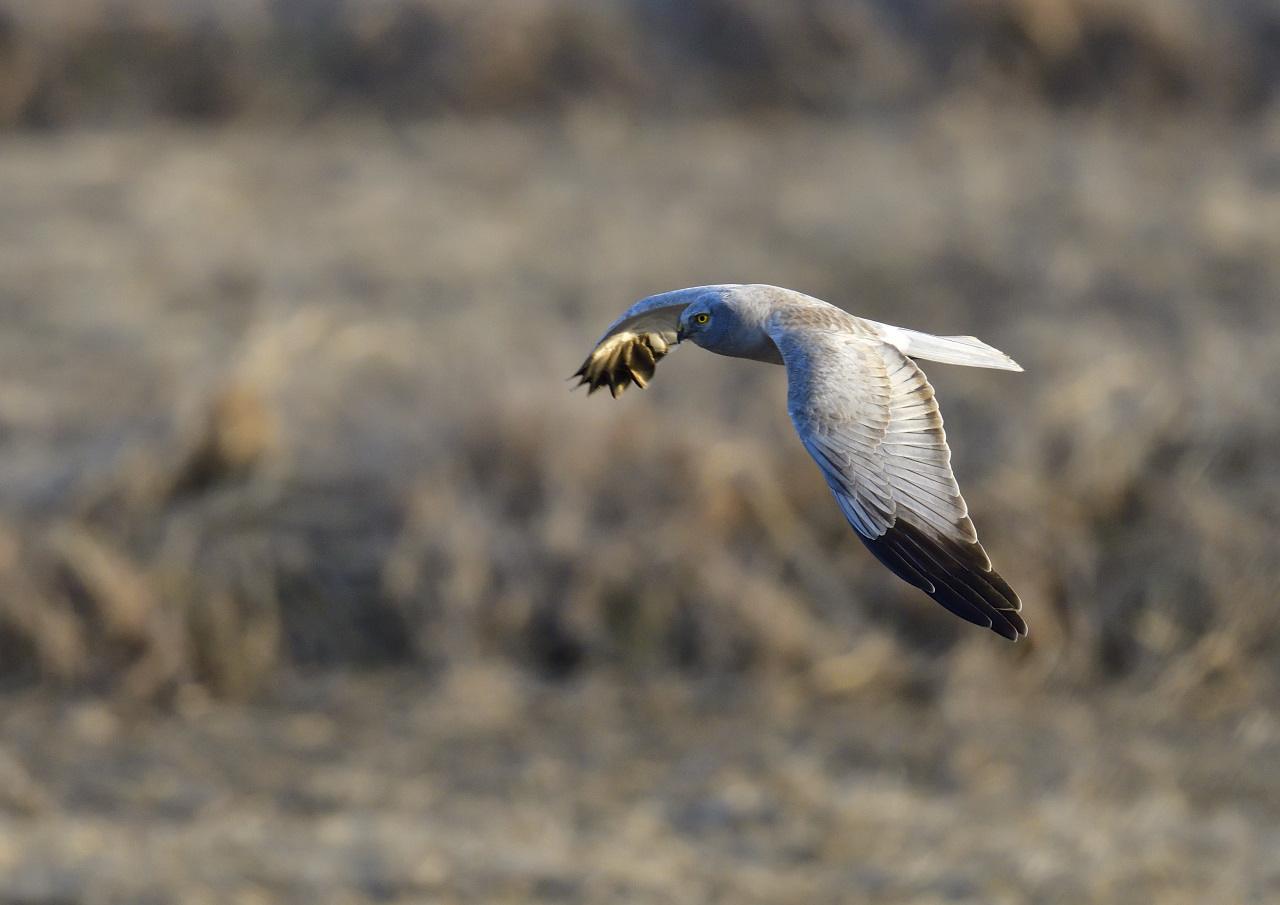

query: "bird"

left=571, top=284, right=1027, bottom=640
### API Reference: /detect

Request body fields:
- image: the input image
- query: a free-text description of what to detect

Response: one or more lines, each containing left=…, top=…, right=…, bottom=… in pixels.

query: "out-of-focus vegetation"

left=0, top=107, right=1276, bottom=702
left=0, top=2, right=1279, bottom=902
left=4, top=0, right=1280, bottom=125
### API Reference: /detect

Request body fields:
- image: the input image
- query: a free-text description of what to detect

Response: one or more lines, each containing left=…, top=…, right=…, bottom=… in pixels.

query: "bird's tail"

left=872, top=323, right=1023, bottom=371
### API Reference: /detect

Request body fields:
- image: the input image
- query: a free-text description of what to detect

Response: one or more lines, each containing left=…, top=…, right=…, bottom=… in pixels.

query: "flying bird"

left=572, top=284, right=1027, bottom=639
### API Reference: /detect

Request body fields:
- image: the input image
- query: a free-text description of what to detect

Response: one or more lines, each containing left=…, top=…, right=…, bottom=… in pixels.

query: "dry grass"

left=0, top=41, right=1277, bottom=893
left=0, top=0, right=1278, bottom=125
left=0, top=109, right=1276, bottom=707
left=0, top=5, right=1277, bottom=905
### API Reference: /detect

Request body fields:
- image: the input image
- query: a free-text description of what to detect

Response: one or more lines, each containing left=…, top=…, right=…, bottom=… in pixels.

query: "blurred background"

left=0, top=0, right=1278, bottom=902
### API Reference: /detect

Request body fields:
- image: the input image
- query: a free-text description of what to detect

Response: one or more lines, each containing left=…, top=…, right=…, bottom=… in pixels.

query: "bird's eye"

left=695, top=313, right=710, bottom=324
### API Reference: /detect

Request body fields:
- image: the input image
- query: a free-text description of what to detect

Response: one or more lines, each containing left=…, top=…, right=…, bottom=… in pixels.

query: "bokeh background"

left=0, top=1, right=1278, bottom=902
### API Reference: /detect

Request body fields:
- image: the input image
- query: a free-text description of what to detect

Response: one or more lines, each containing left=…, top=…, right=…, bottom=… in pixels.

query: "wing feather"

left=572, top=299, right=689, bottom=397
left=767, top=307, right=1025, bottom=639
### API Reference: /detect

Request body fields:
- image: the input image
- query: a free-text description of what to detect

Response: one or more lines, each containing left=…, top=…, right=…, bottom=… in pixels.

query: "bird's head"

left=676, top=291, right=736, bottom=351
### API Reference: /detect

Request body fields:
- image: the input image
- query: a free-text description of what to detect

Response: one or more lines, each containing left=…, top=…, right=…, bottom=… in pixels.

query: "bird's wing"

left=767, top=310, right=1025, bottom=639
left=572, top=297, right=689, bottom=397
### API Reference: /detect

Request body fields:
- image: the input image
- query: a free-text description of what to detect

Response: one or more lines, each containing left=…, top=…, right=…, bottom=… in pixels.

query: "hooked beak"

left=676, top=323, right=685, bottom=343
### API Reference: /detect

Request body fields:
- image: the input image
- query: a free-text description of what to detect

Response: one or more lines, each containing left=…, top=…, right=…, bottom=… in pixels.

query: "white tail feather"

left=871, top=322, right=1023, bottom=371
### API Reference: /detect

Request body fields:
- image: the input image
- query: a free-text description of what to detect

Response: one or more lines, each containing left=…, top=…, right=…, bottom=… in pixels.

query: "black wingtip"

left=860, top=520, right=1026, bottom=640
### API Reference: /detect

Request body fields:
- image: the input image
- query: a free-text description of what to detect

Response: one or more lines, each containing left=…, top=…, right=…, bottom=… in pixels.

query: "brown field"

left=0, top=2, right=1277, bottom=903
left=0, top=108, right=1275, bottom=903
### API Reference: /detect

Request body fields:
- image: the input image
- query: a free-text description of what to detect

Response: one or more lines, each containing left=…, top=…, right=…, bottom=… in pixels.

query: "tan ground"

left=0, top=666, right=1278, bottom=903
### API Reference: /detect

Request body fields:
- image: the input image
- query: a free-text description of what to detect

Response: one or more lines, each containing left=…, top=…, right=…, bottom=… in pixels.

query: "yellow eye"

left=695, top=313, right=710, bottom=324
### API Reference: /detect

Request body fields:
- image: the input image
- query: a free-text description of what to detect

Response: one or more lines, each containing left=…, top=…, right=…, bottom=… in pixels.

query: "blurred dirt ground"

left=0, top=108, right=1276, bottom=901
left=0, top=664, right=1278, bottom=904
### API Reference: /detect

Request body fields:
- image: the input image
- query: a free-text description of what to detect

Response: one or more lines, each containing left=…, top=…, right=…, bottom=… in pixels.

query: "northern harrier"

left=572, top=284, right=1026, bottom=639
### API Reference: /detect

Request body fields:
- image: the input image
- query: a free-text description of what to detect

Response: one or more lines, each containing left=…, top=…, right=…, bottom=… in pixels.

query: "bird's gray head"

left=674, top=284, right=783, bottom=363
left=675, top=286, right=740, bottom=352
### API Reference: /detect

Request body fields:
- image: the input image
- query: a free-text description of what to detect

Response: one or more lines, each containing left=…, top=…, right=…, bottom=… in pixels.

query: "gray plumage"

left=572, top=284, right=1026, bottom=640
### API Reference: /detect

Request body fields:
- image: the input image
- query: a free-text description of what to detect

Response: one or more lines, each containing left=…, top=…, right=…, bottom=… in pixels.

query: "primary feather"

left=571, top=299, right=688, bottom=396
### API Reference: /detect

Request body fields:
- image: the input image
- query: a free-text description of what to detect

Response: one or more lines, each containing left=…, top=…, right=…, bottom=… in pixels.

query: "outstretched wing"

left=767, top=311, right=1026, bottom=639
left=572, top=297, right=689, bottom=397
